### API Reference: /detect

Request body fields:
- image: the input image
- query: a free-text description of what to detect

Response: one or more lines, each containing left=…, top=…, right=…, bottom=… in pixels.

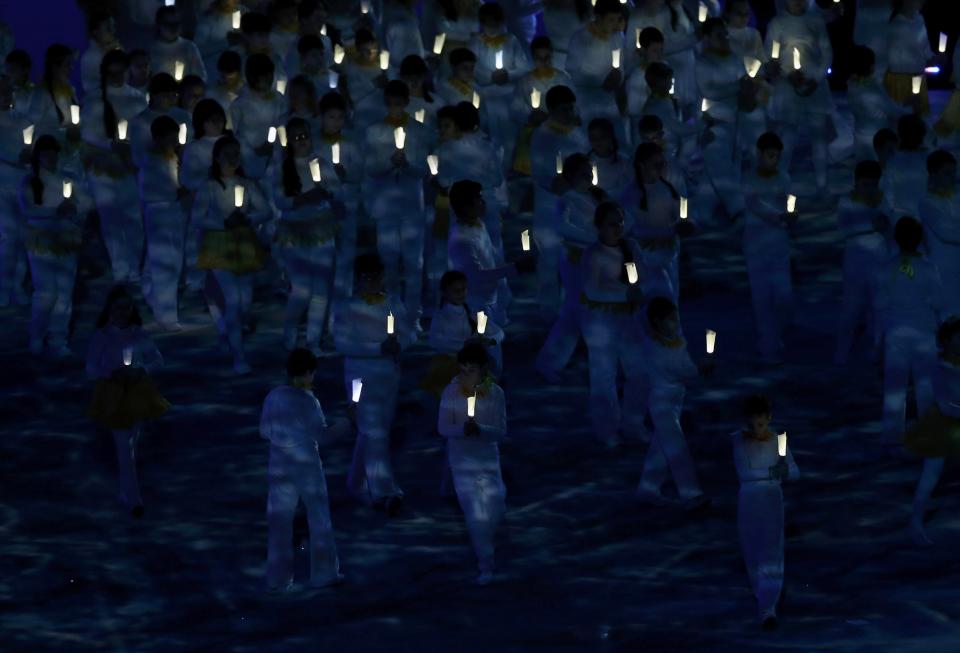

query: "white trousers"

left=113, top=426, right=143, bottom=507
left=536, top=252, right=583, bottom=375
left=282, top=241, right=336, bottom=348
left=883, top=323, right=936, bottom=443
left=0, top=184, right=27, bottom=304
left=745, top=240, right=792, bottom=360
left=266, top=445, right=340, bottom=588
left=375, top=216, right=425, bottom=319
left=27, top=251, right=77, bottom=348
left=91, top=173, right=143, bottom=284
left=143, top=203, right=186, bottom=325
left=452, top=465, right=506, bottom=573
left=835, top=241, right=883, bottom=363
left=638, top=386, right=702, bottom=499
left=211, top=268, right=252, bottom=359
left=344, top=358, right=403, bottom=502
left=333, top=213, right=358, bottom=302
left=738, top=483, right=784, bottom=617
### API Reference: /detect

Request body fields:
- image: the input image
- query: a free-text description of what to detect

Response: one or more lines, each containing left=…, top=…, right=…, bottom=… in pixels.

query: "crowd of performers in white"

left=3, top=0, right=960, bottom=628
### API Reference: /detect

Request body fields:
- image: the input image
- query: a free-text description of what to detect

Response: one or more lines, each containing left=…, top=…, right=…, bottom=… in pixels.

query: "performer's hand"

left=492, top=69, right=509, bottom=85
left=18, top=147, right=31, bottom=166
left=626, top=283, right=645, bottom=304
left=56, top=199, right=78, bottom=217
left=528, top=108, right=548, bottom=127
left=698, top=357, right=715, bottom=377
left=603, top=69, right=622, bottom=92
left=463, top=418, right=481, bottom=437
left=334, top=163, right=347, bottom=180
left=390, top=148, right=408, bottom=168
left=254, top=141, right=274, bottom=157
left=381, top=335, right=401, bottom=356
left=676, top=219, right=696, bottom=238
left=513, top=254, right=537, bottom=275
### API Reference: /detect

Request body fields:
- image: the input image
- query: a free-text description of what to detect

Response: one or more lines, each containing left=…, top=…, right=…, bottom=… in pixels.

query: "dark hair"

left=245, top=53, right=275, bottom=86
left=298, top=0, right=326, bottom=19
left=638, top=27, right=664, bottom=49
left=545, top=84, right=576, bottom=111
left=644, top=61, right=673, bottom=86
left=400, top=54, right=428, bottom=77
left=894, top=216, right=923, bottom=252
left=42, top=44, right=74, bottom=124
left=180, top=74, right=204, bottom=92
left=756, top=131, right=783, bottom=152
left=854, top=160, right=883, bottom=181
left=937, top=317, right=960, bottom=350
left=148, top=72, right=179, bottom=96
left=96, top=285, right=143, bottom=328
left=457, top=342, right=489, bottom=366
left=454, top=101, right=480, bottom=131
left=384, top=79, right=409, bottom=101
left=873, top=127, right=898, bottom=151
left=319, top=90, right=347, bottom=114
left=440, top=270, right=468, bottom=292
left=450, top=179, right=483, bottom=217
left=87, top=11, right=114, bottom=36
left=240, top=11, right=272, bottom=35
left=478, top=2, right=505, bottom=23
left=594, top=201, right=635, bottom=282
left=298, top=34, right=325, bottom=55
left=287, top=347, right=318, bottom=377
left=637, top=114, right=664, bottom=135
left=437, top=105, right=458, bottom=125
left=192, top=98, right=226, bottom=137
left=531, top=36, right=552, bottom=53
left=217, top=50, right=242, bottom=73
left=594, top=0, right=624, bottom=17
left=288, top=74, right=318, bottom=112
left=926, top=149, right=957, bottom=176
left=437, top=0, right=461, bottom=21
left=354, top=252, right=385, bottom=278
left=897, top=114, right=927, bottom=150
left=850, top=45, right=876, bottom=77
left=561, top=152, right=591, bottom=182
left=28, top=135, right=61, bottom=206
left=588, top=117, right=619, bottom=161
left=646, top=295, right=677, bottom=325
left=742, top=394, right=772, bottom=418
left=449, top=47, right=477, bottom=68
left=209, top=134, right=245, bottom=187
left=701, top=17, right=725, bottom=36
left=99, top=49, right=128, bottom=140
left=354, top=27, right=377, bottom=47
left=632, top=142, right=679, bottom=208
left=281, top=117, right=310, bottom=197
left=154, top=5, right=179, bottom=27
left=5, top=49, right=31, bottom=69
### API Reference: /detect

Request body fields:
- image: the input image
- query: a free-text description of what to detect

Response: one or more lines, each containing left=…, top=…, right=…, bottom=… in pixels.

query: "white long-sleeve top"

left=642, top=333, right=697, bottom=394
left=837, top=194, right=890, bottom=254
left=149, top=37, right=208, bottom=83
left=731, top=430, right=800, bottom=487
left=625, top=64, right=651, bottom=118
left=696, top=50, right=747, bottom=124
left=764, top=10, right=832, bottom=116
left=332, top=293, right=416, bottom=359
left=885, top=13, right=932, bottom=75
left=919, top=193, right=960, bottom=279
left=0, top=108, right=31, bottom=186
left=556, top=188, right=601, bottom=250
left=542, top=3, right=586, bottom=55
left=228, top=88, right=285, bottom=177
left=259, top=385, right=329, bottom=452
left=875, top=253, right=944, bottom=330
left=194, top=6, right=246, bottom=68
left=129, top=106, right=192, bottom=168
left=741, top=169, right=792, bottom=252
left=179, top=135, right=219, bottom=192
left=138, top=150, right=180, bottom=205
left=580, top=238, right=672, bottom=303
left=728, top=24, right=765, bottom=61
left=882, top=149, right=929, bottom=217
left=470, top=32, right=531, bottom=100
left=510, top=68, right=573, bottom=124
left=29, top=84, right=77, bottom=140
left=362, top=115, right=428, bottom=208
left=17, top=167, right=92, bottom=228
left=80, top=41, right=114, bottom=96
left=619, top=178, right=680, bottom=242
left=848, top=77, right=911, bottom=153
left=529, top=122, right=589, bottom=192
left=383, top=4, right=425, bottom=62
left=272, top=153, right=339, bottom=222
left=85, top=325, right=164, bottom=380
left=317, top=132, right=365, bottom=208
left=564, top=25, right=623, bottom=94
left=436, top=132, right=504, bottom=199
left=191, top=175, right=270, bottom=232
left=438, top=379, right=507, bottom=473
left=428, top=302, right=505, bottom=354
left=447, top=218, right=507, bottom=309
left=80, top=85, right=149, bottom=151
left=934, top=359, right=960, bottom=419
left=591, top=152, right=631, bottom=201
left=627, top=6, right=697, bottom=75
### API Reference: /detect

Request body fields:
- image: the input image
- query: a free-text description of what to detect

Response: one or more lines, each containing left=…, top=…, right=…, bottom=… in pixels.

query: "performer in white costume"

left=918, top=151, right=960, bottom=316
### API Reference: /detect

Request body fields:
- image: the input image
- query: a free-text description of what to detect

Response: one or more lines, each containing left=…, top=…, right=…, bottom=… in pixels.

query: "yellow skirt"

left=934, top=90, right=960, bottom=137
left=89, top=376, right=171, bottom=430
left=903, top=405, right=960, bottom=458
left=197, top=227, right=267, bottom=274
left=418, top=353, right=460, bottom=398
left=883, top=71, right=929, bottom=117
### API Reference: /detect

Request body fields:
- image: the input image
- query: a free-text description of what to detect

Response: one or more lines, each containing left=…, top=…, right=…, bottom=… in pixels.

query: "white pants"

left=452, top=465, right=506, bottom=573
left=532, top=189, right=561, bottom=313
left=580, top=308, right=647, bottom=444
left=143, top=203, right=186, bottom=325
left=333, top=212, right=358, bottom=302
left=778, top=116, right=829, bottom=190
left=536, top=252, right=583, bottom=375
left=745, top=240, right=792, bottom=360
left=27, top=251, right=77, bottom=349
left=345, top=358, right=403, bottom=502
left=113, top=426, right=143, bottom=507
left=0, top=186, right=27, bottom=304
left=282, top=241, right=336, bottom=348
left=266, top=444, right=340, bottom=588
left=375, top=216, right=425, bottom=319
left=91, top=173, right=143, bottom=284
left=211, top=268, right=252, bottom=359
left=883, top=323, right=937, bottom=443
left=638, top=385, right=702, bottom=499
left=835, top=240, right=883, bottom=363
left=738, top=483, right=784, bottom=617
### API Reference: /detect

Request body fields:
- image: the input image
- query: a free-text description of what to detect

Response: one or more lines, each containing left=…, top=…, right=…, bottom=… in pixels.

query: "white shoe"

left=476, top=571, right=494, bottom=586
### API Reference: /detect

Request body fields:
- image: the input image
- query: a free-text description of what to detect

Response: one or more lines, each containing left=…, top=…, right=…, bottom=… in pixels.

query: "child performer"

left=733, top=394, right=799, bottom=629
left=332, top=253, right=416, bottom=516
left=509, top=36, right=571, bottom=130
left=637, top=296, right=710, bottom=509
left=904, top=318, right=960, bottom=545
left=580, top=201, right=671, bottom=447
left=437, top=342, right=508, bottom=585
left=875, top=217, right=945, bottom=450
left=873, top=128, right=899, bottom=170
left=918, top=151, right=960, bottom=317
left=364, top=80, right=430, bottom=326
left=274, top=118, right=340, bottom=353
left=764, top=0, right=833, bottom=197
left=723, top=0, right=765, bottom=62
left=884, top=0, right=933, bottom=117
left=625, top=27, right=665, bottom=143
left=128, top=73, right=190, bottom=169
left=740, top=132, right=796, bottom=364
left=229, top=53, right=286, bottom=182
left=882, top=114, right=929, bottom=218
left=5, top=49, right=36, bottom=113
left=848, top=46, right=914, bottom=165
left=194, top=0, right=244, bottom=79
left=834, top=160, right=892, bottom=365
left=260, top=347, right=352, bottom=591
left=343, top=28, right=390, bottom=130
left=193, top=135, right=270, bottom=373
left=425, top=270, right=505, bottom=398
left=139, top=116, right=189, bottom=330
left=81, top=49, right=148, bottom=286
left=149, top=6, right=208, bottom=83
left=588, top=118, right=631, bottom=202
left=31, top=45, right=80, bottom=144
left=207, top=52, right=244, bottom=126
left=19, top=136, right=90, bottom=356
left=436, top=47, right=484, bottom=120
left=0, top=74, right=32, bottom=306
left=80, top=12, right=120, bottom=94
left=564, top=0, right=625, bottom=143
left=87, top=286, right=169, bottom=518
left=627, top=0, right=697, bottom=118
